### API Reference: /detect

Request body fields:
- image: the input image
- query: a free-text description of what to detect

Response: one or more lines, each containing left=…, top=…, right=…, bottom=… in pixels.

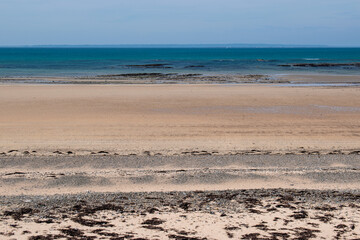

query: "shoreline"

left=1, top=73, right=360, bottom=85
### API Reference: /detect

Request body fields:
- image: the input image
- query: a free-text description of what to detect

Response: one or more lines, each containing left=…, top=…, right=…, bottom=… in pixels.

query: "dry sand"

left=1, top=84, right=360, bottom=155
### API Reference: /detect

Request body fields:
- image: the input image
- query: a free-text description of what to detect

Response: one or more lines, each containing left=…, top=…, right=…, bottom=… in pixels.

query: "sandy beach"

left=1, top=188, right=360, bottom=239
left=1, top=154, right=360, bottom=239
left=1, top=82, right=360, bottom=156
left=1, top=76, right=360, bottom=239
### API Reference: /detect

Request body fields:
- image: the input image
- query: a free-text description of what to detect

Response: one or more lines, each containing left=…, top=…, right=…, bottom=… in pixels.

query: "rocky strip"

left=279, top=62, right=360, bottom=67
left=0, top=74, right=277, bottom=84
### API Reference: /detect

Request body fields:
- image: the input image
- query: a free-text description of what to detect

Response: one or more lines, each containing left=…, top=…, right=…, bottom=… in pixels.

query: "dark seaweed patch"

left=3, top=207, right=33, bottom=220
left=168, top=235, right=207, bottom=240
left=72, top=216, right=113, bottom=227
left=60, top=228, right=84, bottom=237
left=142, top=217, right=165, bottom=226
left=290, top=210, right=308, bottom=219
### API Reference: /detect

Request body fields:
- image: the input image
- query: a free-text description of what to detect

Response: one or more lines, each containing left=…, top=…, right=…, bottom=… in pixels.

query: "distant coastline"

left=0, top=44, right=340, bottom=48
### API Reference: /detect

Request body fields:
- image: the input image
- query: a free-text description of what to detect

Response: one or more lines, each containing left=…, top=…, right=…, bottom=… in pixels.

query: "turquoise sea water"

left=0, top=48, right=360, bottom=77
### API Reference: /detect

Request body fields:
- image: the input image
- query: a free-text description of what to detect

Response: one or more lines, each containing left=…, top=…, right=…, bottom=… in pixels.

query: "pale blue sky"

left=0, top=0, right=359, bottom=46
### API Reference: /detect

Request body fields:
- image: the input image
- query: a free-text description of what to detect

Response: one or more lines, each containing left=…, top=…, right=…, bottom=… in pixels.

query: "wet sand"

left=1, top=154, right=360, bottom=195
left=277, top=74, right=360, bottom=84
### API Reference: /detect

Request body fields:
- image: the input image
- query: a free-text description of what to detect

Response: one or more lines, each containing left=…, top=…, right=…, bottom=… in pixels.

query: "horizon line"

left=1, top=43, right=360, bottom=48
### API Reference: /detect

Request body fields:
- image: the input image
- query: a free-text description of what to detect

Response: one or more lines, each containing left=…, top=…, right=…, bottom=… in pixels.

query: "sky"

left=0, top=0, right=359, bottom=46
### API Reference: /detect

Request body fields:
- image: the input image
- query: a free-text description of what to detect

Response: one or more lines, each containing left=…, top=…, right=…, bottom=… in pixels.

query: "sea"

left=0, top=47, right=360, bottom=77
